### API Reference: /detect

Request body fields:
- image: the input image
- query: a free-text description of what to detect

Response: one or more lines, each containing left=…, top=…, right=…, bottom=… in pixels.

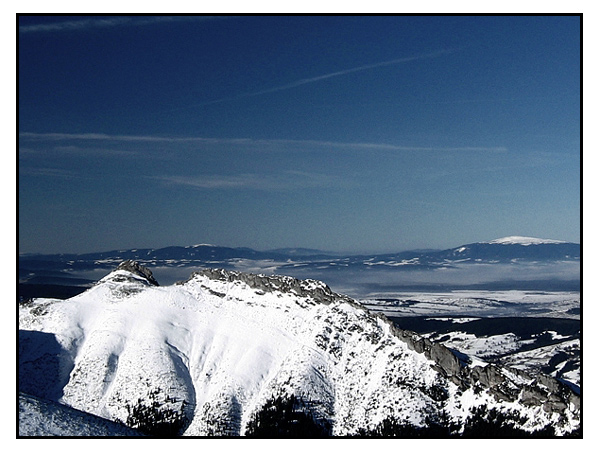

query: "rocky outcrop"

left=391, top=323, right=580, bottom=418
left=179, top=268, right=353, bottom=305
left=393, top=329, right=462, bottom=378
left=115, top=260, right=159, bottom=286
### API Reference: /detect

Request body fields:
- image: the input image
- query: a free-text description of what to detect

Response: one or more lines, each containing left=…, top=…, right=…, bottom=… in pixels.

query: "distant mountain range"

left=18, top=236, right=580, bottom=300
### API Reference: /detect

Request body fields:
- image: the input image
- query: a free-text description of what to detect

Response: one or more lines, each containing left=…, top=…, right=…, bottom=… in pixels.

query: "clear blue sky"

left=18, top=15, right=581, bottom=254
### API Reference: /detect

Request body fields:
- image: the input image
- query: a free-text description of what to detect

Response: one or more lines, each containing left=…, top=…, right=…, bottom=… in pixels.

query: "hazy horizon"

left=18, top=233, right=582, bottom=258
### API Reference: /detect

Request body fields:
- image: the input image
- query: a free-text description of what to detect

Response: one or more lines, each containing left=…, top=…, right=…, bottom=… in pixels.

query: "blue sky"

left=18, top=15, right=580, bottom=254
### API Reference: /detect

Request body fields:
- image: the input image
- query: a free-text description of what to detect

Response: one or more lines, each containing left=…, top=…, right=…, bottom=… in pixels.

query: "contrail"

left=177, top=49, right=458, bottom=109
left=248, top=50, right=455, bottom=96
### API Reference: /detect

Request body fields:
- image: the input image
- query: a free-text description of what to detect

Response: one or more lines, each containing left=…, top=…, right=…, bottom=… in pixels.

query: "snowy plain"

left=360, top=290, right=580, bottom=319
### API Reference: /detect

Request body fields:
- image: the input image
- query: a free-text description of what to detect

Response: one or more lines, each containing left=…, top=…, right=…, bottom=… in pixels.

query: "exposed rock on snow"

left=115, top=260, right=159, bottom=286
left=179, top=267, right=354, bottom=305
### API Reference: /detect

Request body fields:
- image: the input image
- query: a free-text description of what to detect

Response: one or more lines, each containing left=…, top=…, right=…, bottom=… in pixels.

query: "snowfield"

left=19, top=263, right=580, bottom=436
left=19, top=393, right=144, bottom=436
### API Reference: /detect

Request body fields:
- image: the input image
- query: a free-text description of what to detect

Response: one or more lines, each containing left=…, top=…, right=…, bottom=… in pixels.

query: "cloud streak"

left=153, top=171, right=350, bottom=191
left=19, top=132, right=506, bottom=153
left=19, top=16, right=230, bottom=34
left=19, top=167, right=82, bottom=179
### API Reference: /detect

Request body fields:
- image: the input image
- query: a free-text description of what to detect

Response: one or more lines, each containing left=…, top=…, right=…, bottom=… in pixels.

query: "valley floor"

left=362, top=291, right=580, bottom=393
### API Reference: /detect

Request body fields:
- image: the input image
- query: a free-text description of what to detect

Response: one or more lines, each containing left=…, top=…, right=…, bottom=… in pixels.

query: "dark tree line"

left=125, top=398, right=187, bottom=436
left=353, top=406, right=567, bottom=438
left=245, top=394, right=331, bottom=438
left=121, top=395, right=579, bottom=438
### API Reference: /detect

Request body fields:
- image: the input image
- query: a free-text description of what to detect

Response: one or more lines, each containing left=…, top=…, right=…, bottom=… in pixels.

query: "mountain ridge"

left=19, top=262, right=580, bottom=436
left=18, top=237, right=580, bottom=274
left=19, top=235, right=580, bottom=260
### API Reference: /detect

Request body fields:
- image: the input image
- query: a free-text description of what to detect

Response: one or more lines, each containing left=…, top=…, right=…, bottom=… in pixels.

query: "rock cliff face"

left=393, top=328, right=580, bottom=414
left=19, top=263, right=580, bottom=436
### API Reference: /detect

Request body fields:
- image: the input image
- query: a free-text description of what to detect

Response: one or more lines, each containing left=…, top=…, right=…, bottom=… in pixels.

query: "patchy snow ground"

left=361, top=290, right=580, bottom=319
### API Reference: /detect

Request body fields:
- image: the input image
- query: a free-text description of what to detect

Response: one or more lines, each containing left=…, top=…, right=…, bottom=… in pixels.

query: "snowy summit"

left=485, top=236, right=568, bottom=246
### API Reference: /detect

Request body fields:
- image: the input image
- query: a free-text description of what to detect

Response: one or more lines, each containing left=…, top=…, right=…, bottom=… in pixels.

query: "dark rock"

left=116, top=260, right=159, bottom=286
left=429, top=342, right=461, bottom=377
left=180, top=268, right=353, bottom=305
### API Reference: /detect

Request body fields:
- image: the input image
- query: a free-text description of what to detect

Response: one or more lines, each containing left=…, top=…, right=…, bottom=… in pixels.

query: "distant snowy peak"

left=445, top=236, right=579, bottom=262
left=485, top=236, right=568, bottom=246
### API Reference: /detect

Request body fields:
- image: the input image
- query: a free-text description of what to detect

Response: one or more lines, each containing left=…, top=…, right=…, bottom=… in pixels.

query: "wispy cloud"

left=423, top=93, right=580, bottom=106
left=19, top=167, right=82, bottom=179
left=19, top=144, right=144, bottom=159
left=181, top=49, right=458, bottom=108
left=19, top=132, right=231, bottom=144
left=19, top=16, right=230, bottom=34
left=19, top=132, right=506, bottom=153
left=153, top=171, right=349, bottom=191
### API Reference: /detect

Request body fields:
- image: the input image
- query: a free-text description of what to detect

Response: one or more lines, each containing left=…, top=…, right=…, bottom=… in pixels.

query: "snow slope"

left=19, top=262, right=580, bottom=436
left=19, top=392, right=144, bottom=436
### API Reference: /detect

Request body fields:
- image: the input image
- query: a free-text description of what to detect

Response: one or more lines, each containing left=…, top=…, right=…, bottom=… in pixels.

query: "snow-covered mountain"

left=19, top=261, right=580, bottom=437
left=439, top=236, right=580, bottom=261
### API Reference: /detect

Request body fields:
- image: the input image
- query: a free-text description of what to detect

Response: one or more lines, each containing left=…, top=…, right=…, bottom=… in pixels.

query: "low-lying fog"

left=73, top=260, right=580, bottom=299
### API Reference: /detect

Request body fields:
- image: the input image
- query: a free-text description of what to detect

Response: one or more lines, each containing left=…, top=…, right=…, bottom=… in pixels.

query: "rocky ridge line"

left=178, top=267, right=355, bottom=305
left=390, top=326, right=580, bottom=415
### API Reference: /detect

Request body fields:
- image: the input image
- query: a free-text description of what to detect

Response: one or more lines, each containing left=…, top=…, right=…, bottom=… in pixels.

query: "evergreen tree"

left=245, top=394, right=330, bottom=438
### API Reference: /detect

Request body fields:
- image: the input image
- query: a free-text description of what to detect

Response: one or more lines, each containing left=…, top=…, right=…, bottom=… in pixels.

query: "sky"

left=18, top=15, right=581, bottom=255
